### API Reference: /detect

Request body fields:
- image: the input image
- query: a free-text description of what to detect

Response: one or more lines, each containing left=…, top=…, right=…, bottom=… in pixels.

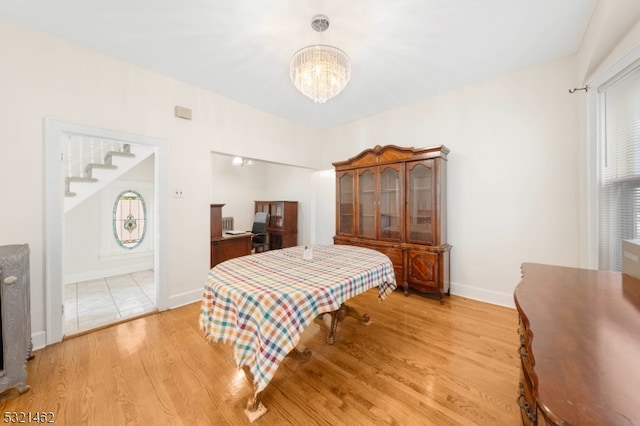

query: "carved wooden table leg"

left=316, top=303, right=371, bottom=345
left=286, top=346, right=312, bottom=362
left=241, top=347, right=311, bottom=422
left=242, top=366, right=267, bottom=422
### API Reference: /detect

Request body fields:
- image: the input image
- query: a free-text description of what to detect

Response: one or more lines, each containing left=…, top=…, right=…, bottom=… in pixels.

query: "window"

left=598, top=61, right=640, bottom=271
left=113, top=190, right=147, bottom=249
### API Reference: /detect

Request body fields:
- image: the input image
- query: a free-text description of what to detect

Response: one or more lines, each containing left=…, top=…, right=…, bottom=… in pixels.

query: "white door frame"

left=44, top=118, right=168, bottom=345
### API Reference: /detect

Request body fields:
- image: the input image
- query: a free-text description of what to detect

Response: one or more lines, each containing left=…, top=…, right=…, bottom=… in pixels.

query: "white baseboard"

left=450, top=281, right=515, bottom=309
left=64, top=260, right=153, bottom=285
left=168, top=288, right=203, bottom=309
left=31, top=331, right=47, bottom=352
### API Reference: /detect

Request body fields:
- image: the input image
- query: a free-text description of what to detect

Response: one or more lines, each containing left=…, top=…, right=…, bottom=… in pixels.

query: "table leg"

left=242, top=366, right=267, bottom=422
left=287, top=346, right=312, bottom=362
left=241, top=347, right=311, bottom=422
left=316, top=303, right=371, bottom=345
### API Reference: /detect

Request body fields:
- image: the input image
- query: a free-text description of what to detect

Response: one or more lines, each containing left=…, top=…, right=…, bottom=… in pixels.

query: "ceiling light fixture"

left=231, top=156, right=253, bottom=166
left=290, top=15, right=351, bottom=103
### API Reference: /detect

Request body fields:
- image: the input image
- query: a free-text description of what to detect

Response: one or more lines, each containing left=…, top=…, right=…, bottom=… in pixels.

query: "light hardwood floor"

left=2, top=290, right=521, bottom=425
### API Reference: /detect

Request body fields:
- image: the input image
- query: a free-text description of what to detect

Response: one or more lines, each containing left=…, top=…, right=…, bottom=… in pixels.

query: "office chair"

left=251, top=212, right=269, bottom=253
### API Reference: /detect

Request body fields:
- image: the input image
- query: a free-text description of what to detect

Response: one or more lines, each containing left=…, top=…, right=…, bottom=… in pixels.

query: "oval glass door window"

left=113, top=190, right=147, bottom=249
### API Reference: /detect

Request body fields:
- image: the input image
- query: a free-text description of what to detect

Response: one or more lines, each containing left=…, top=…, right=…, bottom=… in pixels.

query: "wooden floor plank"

left=1, top=290, right=521, bottom=425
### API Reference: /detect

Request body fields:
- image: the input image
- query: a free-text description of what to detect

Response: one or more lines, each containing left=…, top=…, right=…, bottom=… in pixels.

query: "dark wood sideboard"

left=514, top=263, right=640, bottom=425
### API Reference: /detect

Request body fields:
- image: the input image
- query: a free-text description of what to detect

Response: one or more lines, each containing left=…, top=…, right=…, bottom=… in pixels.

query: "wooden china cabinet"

left=254, top=201, right=298, bottom=250
left=333, top=145, right=451, bottom=302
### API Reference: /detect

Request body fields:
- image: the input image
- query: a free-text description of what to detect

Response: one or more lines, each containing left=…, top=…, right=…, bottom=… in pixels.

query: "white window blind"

left=598, top=62, right=640, bottom=271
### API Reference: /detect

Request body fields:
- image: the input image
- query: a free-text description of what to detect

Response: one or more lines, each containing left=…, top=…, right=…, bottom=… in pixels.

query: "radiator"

left=0, top=244, right=31, bottom=395
left=222, top=216, right=234, bottom=231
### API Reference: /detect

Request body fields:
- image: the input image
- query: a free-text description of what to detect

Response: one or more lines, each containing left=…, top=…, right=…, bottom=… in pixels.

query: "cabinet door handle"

left=3, top=276, right=17, bottom=285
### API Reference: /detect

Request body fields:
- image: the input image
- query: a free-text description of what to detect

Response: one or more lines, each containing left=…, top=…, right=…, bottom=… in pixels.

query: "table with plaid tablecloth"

left=199, top=244, right=396, bottom=396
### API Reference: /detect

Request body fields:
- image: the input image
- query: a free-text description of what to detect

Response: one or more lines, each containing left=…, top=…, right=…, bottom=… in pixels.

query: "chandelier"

left=290, top=15, right=351, bottom=103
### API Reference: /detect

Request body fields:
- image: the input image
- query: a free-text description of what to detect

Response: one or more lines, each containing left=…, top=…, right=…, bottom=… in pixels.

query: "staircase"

left=64, top=135, right=155, bottom=213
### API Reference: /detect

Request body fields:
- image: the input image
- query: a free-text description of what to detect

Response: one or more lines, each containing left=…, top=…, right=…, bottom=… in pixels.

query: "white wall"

left=310, top=170, right=336, bottom=245
left=316, top=56, right=580, bottom=306
left=65, top=156, right=155, bottom=283
left=3, top=3, right=640, bottom=346
left=575, top=2, right=640, bottom=269
left=210, top=153, right=314, bottom=245
left=310, top=3, right=640, bottom=307
left=0, top=18, right=319, bottom=346
left=262, top=162, right=313, bottom=246
left=576, top=0, right=640, bottom=85
left=210, top=154, right=270, bottom=230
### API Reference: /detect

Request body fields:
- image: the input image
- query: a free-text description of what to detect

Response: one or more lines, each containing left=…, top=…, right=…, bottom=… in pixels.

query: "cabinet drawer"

left=519, top=346, right=535, bottom=384
left=518, top=367, right=537, bottom=425
left=518, top=337, right=535, bottom=379
left=518, top=316, right=531, bottom=346
left=366, top=246, right=403, bottom=283
left=334, top=239, right=401, bottom=264
left=334, top=239, right=402, bottom=274
left=370, top=246, right=402, bottom=266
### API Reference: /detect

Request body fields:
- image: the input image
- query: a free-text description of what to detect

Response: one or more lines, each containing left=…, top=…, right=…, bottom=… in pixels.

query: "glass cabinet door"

left=255, top=202, right=269, bottom=213
left=270, top=202, right=283, bottom=228
left=358, top=168, right=376, bottom=238
left=337, top=171, right=355, bottom=235
left=378, top=164, right=402, bottom=240
left=406, top=160, right=434, bottom=244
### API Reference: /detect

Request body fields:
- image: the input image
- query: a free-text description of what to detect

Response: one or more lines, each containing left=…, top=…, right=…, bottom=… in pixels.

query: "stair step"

left=86, top=163, right=117, bottom=170
left=65, top=142, right=154, bottom=213
left=65, top=176, right=98, bottom=183
left=105, top=151, right=135, bottom=165
left=85, top=163, right=117, bottom=178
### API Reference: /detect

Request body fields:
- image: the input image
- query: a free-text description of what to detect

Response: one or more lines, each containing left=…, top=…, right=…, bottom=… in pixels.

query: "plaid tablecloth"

left=199, top=244, right=396, bottom=393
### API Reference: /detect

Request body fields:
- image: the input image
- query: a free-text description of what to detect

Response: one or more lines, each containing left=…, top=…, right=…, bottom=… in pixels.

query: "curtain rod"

left=568, top=86, right=589, bottom=93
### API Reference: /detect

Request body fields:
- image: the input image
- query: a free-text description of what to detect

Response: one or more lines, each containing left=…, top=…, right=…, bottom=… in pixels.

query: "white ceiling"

left=0, top=0, right=597, bottom=129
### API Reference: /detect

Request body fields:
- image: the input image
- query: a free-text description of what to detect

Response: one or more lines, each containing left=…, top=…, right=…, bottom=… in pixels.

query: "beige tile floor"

left=64, top=269, right=156, bottom=336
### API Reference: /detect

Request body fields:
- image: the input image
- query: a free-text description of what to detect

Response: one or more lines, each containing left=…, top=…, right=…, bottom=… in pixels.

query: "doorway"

left=64, top=269, right=156, bottom=335
left=63, top=156, right=156, bottom=336
left=45, top=119, right=168, bottom=345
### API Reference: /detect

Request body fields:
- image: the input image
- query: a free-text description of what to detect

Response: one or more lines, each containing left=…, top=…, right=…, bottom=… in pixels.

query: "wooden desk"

left=210, top=233, right=252, bottom=268
left=514, top=263, right=640, bottom=425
